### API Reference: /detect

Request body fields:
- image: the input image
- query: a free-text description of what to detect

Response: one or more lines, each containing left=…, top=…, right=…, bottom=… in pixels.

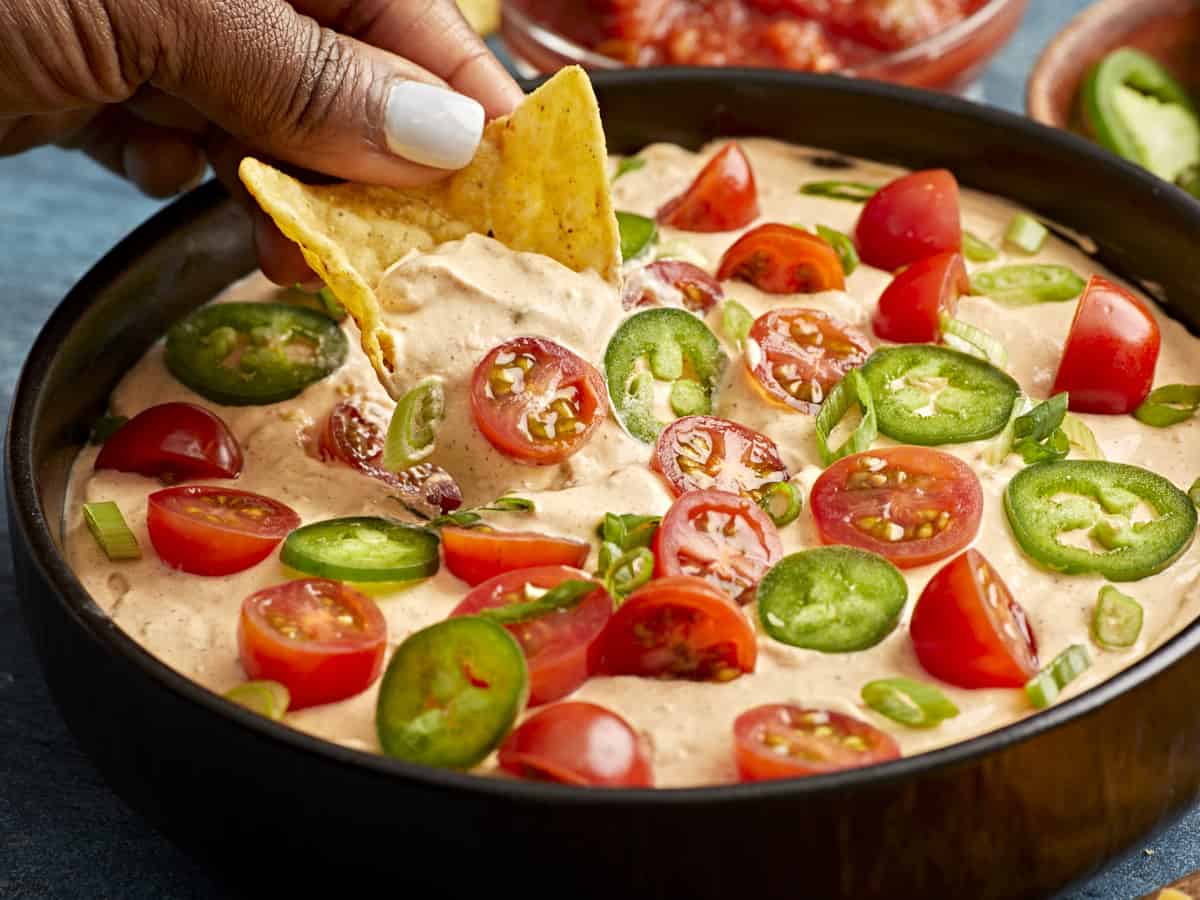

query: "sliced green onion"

left=604, top=547, right=655, bottom=604
left=962, top=230, right=999, bottom=262
left=815, top=225, right=859, bottom=275
left=1062, top=413, right=1105, bottom=460
left=224, top=681, right=290, bottom=720
left=383, top=377, right=445, bottom=471
left=1012, top=393, right=1070, bottom=464
left=722, top=300, right=755, bottom=347
left=984, top=396, right=1032, bottom=466
left=616, top=211, right=657, bottom=261
left=670, top=379, right=709, bottom=417
left=597, top=513, right=660, bottom=551
left=1025, top=644, right=1091, bottom=709
left=799, top=180, right=878, bottom=202
left=429, top=495, right=534, bottom=528
left=1092, top=586, right=1143, bottom=650
left=83, top=501, right=141, bottom=561
left=759, top=481, right=801, bottom=528
left=861, top=677, right=959, bottom=728
left=1190, top=477, right=1200, bottom=508
left=1004, top=213, right=1049, bottom=254
left=815, top=369, right=877, bottom=466
left=489, top=495, right=535, bottom=513
left=939, top=314, right=1008, bottom=368
left=969, top=265, right=1086, bottom=305
left=613, top=157, right=646, bottom=181
left=1133, top=384, right=1200, bottom=427
left=480, top=579, right=596, bottom=626
left=89, top=414, right=128, bottom=445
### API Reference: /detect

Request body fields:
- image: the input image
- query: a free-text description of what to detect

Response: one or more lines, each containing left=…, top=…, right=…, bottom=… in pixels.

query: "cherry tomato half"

left=872, top=251, right=969, bottom=344
left=498, top=702, right=653, bottom=787
left=147, top=485, right=300, bottom=576
left=652, top=415, right=789, bottom=500
left=319, top=401, right=462, bottom=516
left=1050, top=275, right=1161, bottom=414
left=592, top=575, right=757, bottom=681
left=910, top=549, right=1039, bottom=689
left=733, top=704, right=900, bottom=782
left=621, top=260, right=724, bottom=313
left=810, top=447, right=982, bottom=569
left=717, top=224, right=845, bottom=294
left=656, top=143, right=760, bottom=233
left=450, top=565, right=612, bottom=706
left=470, top=337, right=608, bottom=465
left=238, top=578, right=387, bottom=709
left=746, top=308, right=872, bottom=413
left=95, top=402, right=242, bottom=481
left=442, top=526, right=590, bottom=587
left=654, top=489, right=782, bottom=604
left=855, top=169, right=961, bottom=272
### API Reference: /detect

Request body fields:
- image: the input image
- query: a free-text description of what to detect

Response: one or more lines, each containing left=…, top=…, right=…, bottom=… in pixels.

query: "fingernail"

left=384, top=81, right=484, bottom=170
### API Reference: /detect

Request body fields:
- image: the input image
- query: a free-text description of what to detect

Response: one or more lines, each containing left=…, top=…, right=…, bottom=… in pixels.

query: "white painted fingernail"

left=384, top=81, right=484, bottom=170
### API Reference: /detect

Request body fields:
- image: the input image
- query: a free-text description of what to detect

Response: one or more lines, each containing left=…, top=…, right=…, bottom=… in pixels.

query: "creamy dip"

left=64, top=139, right=1200, bottom=788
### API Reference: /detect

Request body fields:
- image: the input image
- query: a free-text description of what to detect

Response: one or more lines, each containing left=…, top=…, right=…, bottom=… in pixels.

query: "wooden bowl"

left=1028, top=0, right=1200, bottom=131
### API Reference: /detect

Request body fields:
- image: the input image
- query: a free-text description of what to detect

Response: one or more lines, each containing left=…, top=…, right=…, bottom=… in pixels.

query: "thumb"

left=152, top=0, right=487, bottom=185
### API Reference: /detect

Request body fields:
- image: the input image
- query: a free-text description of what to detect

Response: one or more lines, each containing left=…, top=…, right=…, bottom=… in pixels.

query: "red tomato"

left=810, top=447, right=982, bottom=569
left=872, top=251, right=969, bottom=343
left=319, top=401, right=462, bottom=515
left=621, top=260, right=724, bottom=312
left=910, top=549, right=1039, bottom=689
left=469, top=337, right=608, bottom=465
left=442, top=526, right=590, bottom=587
left=652, top=415, right=789, bottom=500
left=746, top=308, right=872, bottom=412
left=498, top=702, right=653, bottom=787
left=147, top=485, right=300, bottom=576
left=855, top=169, right=961, bottom=271
left=654, top=489, right=782, bottom=604
left=717, top=224, right=845, bottom=294
left=733, top=704, right=900, bottom=782
left=238, top=578, right=387, bottom=709
left=1050, top=275, right=1161, bottom=414
left=95, top=402, right=242, bottom=481
left=450, top=566, right=612, bottom=706
left=656, top=143, right=760, bottom=233
left=592, top=575, right=757, bottom=681
left=752, top=0, right=974, bottom=52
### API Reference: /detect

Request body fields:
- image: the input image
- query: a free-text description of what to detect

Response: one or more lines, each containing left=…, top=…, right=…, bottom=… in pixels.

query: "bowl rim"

left=501, top=0, right=1024, bottom=74
left=10, top=66, right=1200, bottom=806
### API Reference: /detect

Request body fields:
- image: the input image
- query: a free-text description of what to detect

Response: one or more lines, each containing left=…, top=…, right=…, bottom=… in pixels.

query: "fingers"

left=302, top=0, right=524, bottom=119
left=152, top=0, right=494, bottom=186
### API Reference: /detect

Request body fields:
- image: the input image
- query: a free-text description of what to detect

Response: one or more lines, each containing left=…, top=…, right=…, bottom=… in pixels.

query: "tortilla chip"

left=457, top=0, right=500, bottom=34
left=239, top=66, right=619, bottom=398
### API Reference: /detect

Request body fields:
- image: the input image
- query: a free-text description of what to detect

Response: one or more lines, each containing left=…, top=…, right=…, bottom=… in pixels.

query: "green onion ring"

left=1025, top=644, right=1091, bottom=709
left=383, top=377, right=445, bottom=471
left=815, top=369, right=877, bottom=467
left=1133, top=384, right=1200, bottom=428
left=939, top=314, right=1008, bottom=368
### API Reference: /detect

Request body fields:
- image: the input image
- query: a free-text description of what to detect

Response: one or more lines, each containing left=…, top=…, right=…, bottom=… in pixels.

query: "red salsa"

left=515, top=0, right=988, bottom=70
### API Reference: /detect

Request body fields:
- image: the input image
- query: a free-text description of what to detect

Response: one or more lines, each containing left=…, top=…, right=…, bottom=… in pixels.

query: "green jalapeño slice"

left=860, top=345, right=1019, bottom=446
left=376, top=617, right=528, bottom=769
left=281, top=516, right=440, bottom=582
left=604, top=308, right=727, bottom=443
left=166, top=302, right=348, bottom=405
left=1004, top=461, right=1197, bottom=581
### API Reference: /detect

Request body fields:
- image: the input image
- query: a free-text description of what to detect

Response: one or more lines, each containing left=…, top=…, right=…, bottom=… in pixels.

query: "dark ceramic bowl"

left=9, top=70, right=1200, bottom=900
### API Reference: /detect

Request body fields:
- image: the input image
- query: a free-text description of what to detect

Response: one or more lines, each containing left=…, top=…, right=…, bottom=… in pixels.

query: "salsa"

left=513, top=0, right=988, bottom=70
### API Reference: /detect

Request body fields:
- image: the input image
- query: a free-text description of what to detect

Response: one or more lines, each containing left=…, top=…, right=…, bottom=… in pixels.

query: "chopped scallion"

left=814, top=369, right=877, bottom=466
left=962, top=230, right=999, bottom=262
left=939, top=314, right=1008, bottom=368
left=383, top=377, right=445, bottom=472
left=602, top=547, right=654, bottom=605
left=969, top=264, right=1085, bottom=305
left=722, top=300, right=755, bottom=347
left=83, top=501, right=141, bottom=561
left=1004, top=213, right=1049, bottom=254
left=1061, top=413, right=1105, bottom=460
left=224, top=681, right=290, bottom=720
left=815, top=225, right=859, bottom=275
left=480, top=580, right=596, bottom=625
left=1190, top=477, right=1200, bottom=508
left=1012, top=393, right=1070, bottom=464
left=616, top=211, right=658, bottom=261
left=1092, top=586, right=1143, bottom=650
left=613, top=157, right=647, bottom=181
left=799, top=180, right=878, bottom=202
left=861, top=677, right=959, bottom=728
left=758, top=481, right=801, bottom=528
left=597, top=512, right=660, bottom=551
left=1025, top=644, right=1091, bottom=709
left=1133, top=384, right=1200, bottom=428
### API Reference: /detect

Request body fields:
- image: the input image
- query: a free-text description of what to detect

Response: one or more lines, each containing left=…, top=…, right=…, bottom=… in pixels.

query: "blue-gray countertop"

left=2, top=1, right=1197, bottom=897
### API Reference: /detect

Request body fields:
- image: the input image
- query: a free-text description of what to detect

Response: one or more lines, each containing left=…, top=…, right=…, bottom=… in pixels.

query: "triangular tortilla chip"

left=239, top=66, right=620, bottom=398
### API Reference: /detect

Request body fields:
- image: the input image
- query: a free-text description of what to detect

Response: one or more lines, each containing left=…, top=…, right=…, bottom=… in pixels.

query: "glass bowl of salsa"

left=501, top=0, right=1028, bottom=93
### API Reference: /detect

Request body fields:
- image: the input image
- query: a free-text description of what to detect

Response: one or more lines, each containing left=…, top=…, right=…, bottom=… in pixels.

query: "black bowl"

left=9, top=70, right=1200, bottom=900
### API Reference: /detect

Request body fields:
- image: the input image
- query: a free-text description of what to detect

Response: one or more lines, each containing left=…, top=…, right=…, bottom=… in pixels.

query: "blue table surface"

left=3, top=2, right=1197, bottom=897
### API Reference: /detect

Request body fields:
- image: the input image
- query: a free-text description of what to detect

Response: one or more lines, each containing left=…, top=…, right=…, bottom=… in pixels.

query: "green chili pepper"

left=1025, top=644, right=1091, bottom=709
left=1092, top=586, right=1143, bottom=649
left=1133, top=384, right=1200, bottom=428
left=969, top=264, right=1086, bottom=305
left=616, top=211, right=658, bottom=261
left=479, top=580, right=596, bottom=626
left=861, top=678, right=959, bottom=728
left=814, top=369, right=877, bottom=466
left=758, top=481, right=802, bottom=528
left=815, top=225, right=859, bottom=275
left=382, top=377, right=445, bottom=471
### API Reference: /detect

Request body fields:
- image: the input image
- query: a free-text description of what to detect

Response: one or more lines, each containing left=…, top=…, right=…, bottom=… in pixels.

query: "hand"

left=0, top=0, right=524, bottom=284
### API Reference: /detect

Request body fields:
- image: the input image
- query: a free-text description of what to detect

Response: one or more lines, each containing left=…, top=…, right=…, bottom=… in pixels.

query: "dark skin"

left=0, top=0, right=523, bottom=285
